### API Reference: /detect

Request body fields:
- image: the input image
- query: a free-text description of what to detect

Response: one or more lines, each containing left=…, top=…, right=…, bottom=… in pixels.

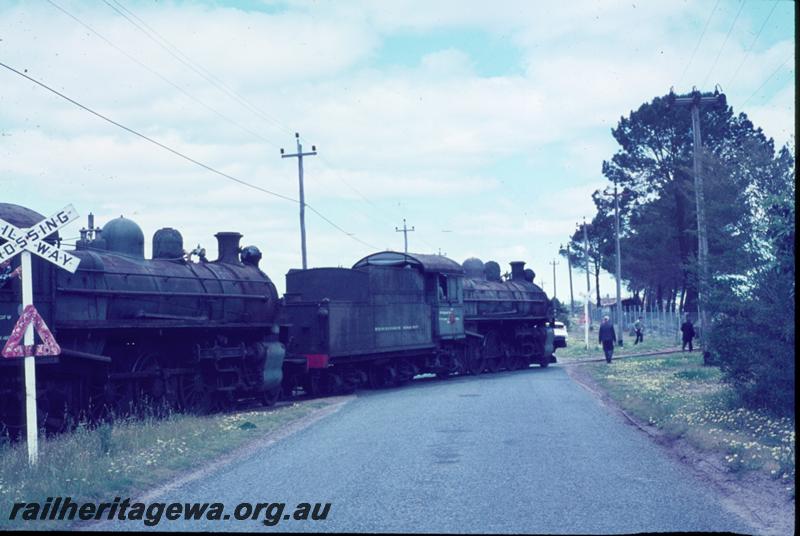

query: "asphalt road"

left=95, top=366, right=752, bottom=533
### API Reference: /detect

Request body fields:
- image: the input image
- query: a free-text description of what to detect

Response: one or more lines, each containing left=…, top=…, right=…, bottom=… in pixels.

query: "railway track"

left=559, top=347, right=688, bottom=365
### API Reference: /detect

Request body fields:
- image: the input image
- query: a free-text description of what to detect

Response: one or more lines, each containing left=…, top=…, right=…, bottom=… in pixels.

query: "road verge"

left=0, top=396, right=352, bottom=530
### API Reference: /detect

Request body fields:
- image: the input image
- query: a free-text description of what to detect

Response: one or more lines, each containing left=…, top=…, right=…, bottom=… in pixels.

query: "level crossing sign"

left=0, top=203, right=80, bottom=465
left=0, top=204, right=81, bottom=272
left=2, top=304, right=61, bottom=358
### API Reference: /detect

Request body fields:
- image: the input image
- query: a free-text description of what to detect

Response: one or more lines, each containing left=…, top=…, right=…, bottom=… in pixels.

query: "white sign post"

left=581, top=289, right=592, bottom=353
left=0, top=204, right=80, bottom=464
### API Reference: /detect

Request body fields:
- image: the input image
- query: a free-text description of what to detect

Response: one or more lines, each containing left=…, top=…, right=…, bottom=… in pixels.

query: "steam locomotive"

left=0, top=203, right=284, bottom=434
left=0, top=203, right=556, bottom=435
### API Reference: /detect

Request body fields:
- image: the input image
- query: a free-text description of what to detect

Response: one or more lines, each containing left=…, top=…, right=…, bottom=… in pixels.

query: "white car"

left=553, top=321, right=568, bottom=348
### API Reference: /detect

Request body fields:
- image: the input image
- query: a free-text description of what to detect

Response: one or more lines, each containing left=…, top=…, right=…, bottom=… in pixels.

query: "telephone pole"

left=281, top=132, right=317, bottom=270
left=613, top=179, right=624, bottom=346
left=561, top=243, right=575, bottom=314
left=670, top=87, right=725, bottom=364
left=549, top=259, right=559, bottom=299
left=582, top=220, right=591, bottom=350
left=395, top=218, right=414, bottom=253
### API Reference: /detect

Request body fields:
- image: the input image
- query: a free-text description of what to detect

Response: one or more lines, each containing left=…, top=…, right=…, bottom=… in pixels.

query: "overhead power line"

left=102, top=0, right=294, bottom=139
left=0, top=60, right=380, bottom=250
left=98, top=0, right=409, bottom=252
left=740, top=55, right=794, bottom=108
left=678, top=0, right=721, bottom=86
left=702, top=0, right=746, bottom=87
left=307, top=149, right=441, bottom=252
left=0, top=61, right=295, bottom=202
left=45, top=0, right=281, bottom=150
left=46, top=0, right=387, bottom=251
left=728, top=0, right=780, bottom=88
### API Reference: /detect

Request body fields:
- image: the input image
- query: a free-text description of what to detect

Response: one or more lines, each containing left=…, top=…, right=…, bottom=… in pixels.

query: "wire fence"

left=571, top=307, right=693, bottom=345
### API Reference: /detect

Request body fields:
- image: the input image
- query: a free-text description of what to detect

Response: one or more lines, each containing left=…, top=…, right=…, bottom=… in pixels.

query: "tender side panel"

left=368, top=266, right=433, bottom=351
left=327, top=303, right=374, bottom=356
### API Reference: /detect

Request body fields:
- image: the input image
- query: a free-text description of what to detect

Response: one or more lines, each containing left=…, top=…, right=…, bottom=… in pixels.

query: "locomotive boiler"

left=0, top=203, right=283, bottom=434
left=461, top=257, right=555, bottom=372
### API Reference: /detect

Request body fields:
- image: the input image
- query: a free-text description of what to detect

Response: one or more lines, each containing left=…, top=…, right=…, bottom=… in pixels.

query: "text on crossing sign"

left=0, top=205, right=80, bottom=273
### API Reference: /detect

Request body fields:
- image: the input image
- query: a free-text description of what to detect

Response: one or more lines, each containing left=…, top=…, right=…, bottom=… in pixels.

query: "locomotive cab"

left=355, top=251, right=465, bottom=342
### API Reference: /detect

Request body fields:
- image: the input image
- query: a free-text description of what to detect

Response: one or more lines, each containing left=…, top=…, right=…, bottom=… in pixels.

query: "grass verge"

left=0, top=400, right=330, bottom=529
left=582, top=353, right=795, bottom=497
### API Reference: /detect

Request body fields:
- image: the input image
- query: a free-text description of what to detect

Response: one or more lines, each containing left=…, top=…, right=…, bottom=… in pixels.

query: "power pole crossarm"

left=281, top=132, right=317, bottom=270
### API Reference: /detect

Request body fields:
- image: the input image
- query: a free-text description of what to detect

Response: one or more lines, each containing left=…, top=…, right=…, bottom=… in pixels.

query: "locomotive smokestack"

left=510, top=261, right=526, bottom=281
left=215, top=232, right=243, bottom=264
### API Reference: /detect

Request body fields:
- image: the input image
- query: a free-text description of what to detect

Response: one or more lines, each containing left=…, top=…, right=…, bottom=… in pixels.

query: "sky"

left=0, top=0, right=795, bottom=300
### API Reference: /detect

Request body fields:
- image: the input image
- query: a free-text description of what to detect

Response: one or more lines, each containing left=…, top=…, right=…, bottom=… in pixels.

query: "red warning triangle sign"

left=2, top=304, right=61, bottom=358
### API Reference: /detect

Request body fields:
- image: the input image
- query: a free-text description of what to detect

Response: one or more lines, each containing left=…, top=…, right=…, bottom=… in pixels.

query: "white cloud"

left=0, top=0, right=793, bottom=300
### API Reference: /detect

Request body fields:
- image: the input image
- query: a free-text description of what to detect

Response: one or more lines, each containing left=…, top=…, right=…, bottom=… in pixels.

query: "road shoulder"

left=84, top=395, right=353, bottom=530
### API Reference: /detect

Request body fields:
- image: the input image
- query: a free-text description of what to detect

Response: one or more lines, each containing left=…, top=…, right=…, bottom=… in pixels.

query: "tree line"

left=561, top=91, right=795, bottom=415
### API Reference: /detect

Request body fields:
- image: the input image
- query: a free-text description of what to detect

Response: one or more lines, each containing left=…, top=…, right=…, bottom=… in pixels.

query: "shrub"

left=708, top=266, right=795, bottom=416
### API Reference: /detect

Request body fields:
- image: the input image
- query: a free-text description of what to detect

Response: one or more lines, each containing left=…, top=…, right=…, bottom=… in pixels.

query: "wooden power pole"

left=561, top=243, right=575, bottom=314
left=670, top=88, right=725, bottom=364
left=281, top=132, right=317, bottom=270
left=613, top=179, right=624, bottom=346
left=395, top=219, right=414, bottom=253
left=582, top=220, right=591, bottom=350
left=549, top=259, right=559, bottom=299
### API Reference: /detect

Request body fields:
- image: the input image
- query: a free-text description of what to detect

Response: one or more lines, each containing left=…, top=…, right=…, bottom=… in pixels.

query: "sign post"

left=21, top=251, right=37, bottom=464
left=0, top=204, right=80, bottom=464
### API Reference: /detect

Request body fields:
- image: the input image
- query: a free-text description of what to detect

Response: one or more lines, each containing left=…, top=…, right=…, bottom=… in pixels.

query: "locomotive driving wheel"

left=507, top=354, right=527, bottom=371
left=131, top=352, right=176, bottom=415
left=36, top=379, right=78, bottom=433
left=465, top=338, right=486, bottom=375
left=261, top=386, right=281, bottom=407
left=396, top=359, right=417, bottom=385
left=368, top=363, right=397, bottom=389
left=178, top=372, right=213, bottom=414
left=483, top=331, right=505, bottom=373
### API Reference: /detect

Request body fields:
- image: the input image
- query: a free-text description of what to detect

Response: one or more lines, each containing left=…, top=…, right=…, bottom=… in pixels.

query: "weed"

left=0, top=401, right=322, bottom=529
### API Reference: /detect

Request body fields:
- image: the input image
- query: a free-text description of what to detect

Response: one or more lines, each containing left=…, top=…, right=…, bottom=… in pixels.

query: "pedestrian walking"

left=681, top=315, right=695, bottom=352
left=634, top=316, right=644, bottom=345
left=598, top=316, right=616, bottom=363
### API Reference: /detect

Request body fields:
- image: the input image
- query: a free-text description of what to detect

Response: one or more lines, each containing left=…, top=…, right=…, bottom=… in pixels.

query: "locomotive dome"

left=153, top=227, right=183, bottom=259
left=102, top=215, right=144, bottom=258
left=484, top=261, right=502, bottom=282
left=462, top=257, right=485, bottom=279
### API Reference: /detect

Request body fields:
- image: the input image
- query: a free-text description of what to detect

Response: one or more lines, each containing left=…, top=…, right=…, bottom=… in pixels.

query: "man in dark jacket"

left=681, top=316, right=695, bottom=352
left=598, top=316, right=616, bottom=363
left=633, top=316, right=644, bottom=344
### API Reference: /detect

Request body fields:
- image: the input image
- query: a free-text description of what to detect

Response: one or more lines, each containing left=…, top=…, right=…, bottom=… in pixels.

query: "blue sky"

left=0, top=0, right=795, bottom=300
